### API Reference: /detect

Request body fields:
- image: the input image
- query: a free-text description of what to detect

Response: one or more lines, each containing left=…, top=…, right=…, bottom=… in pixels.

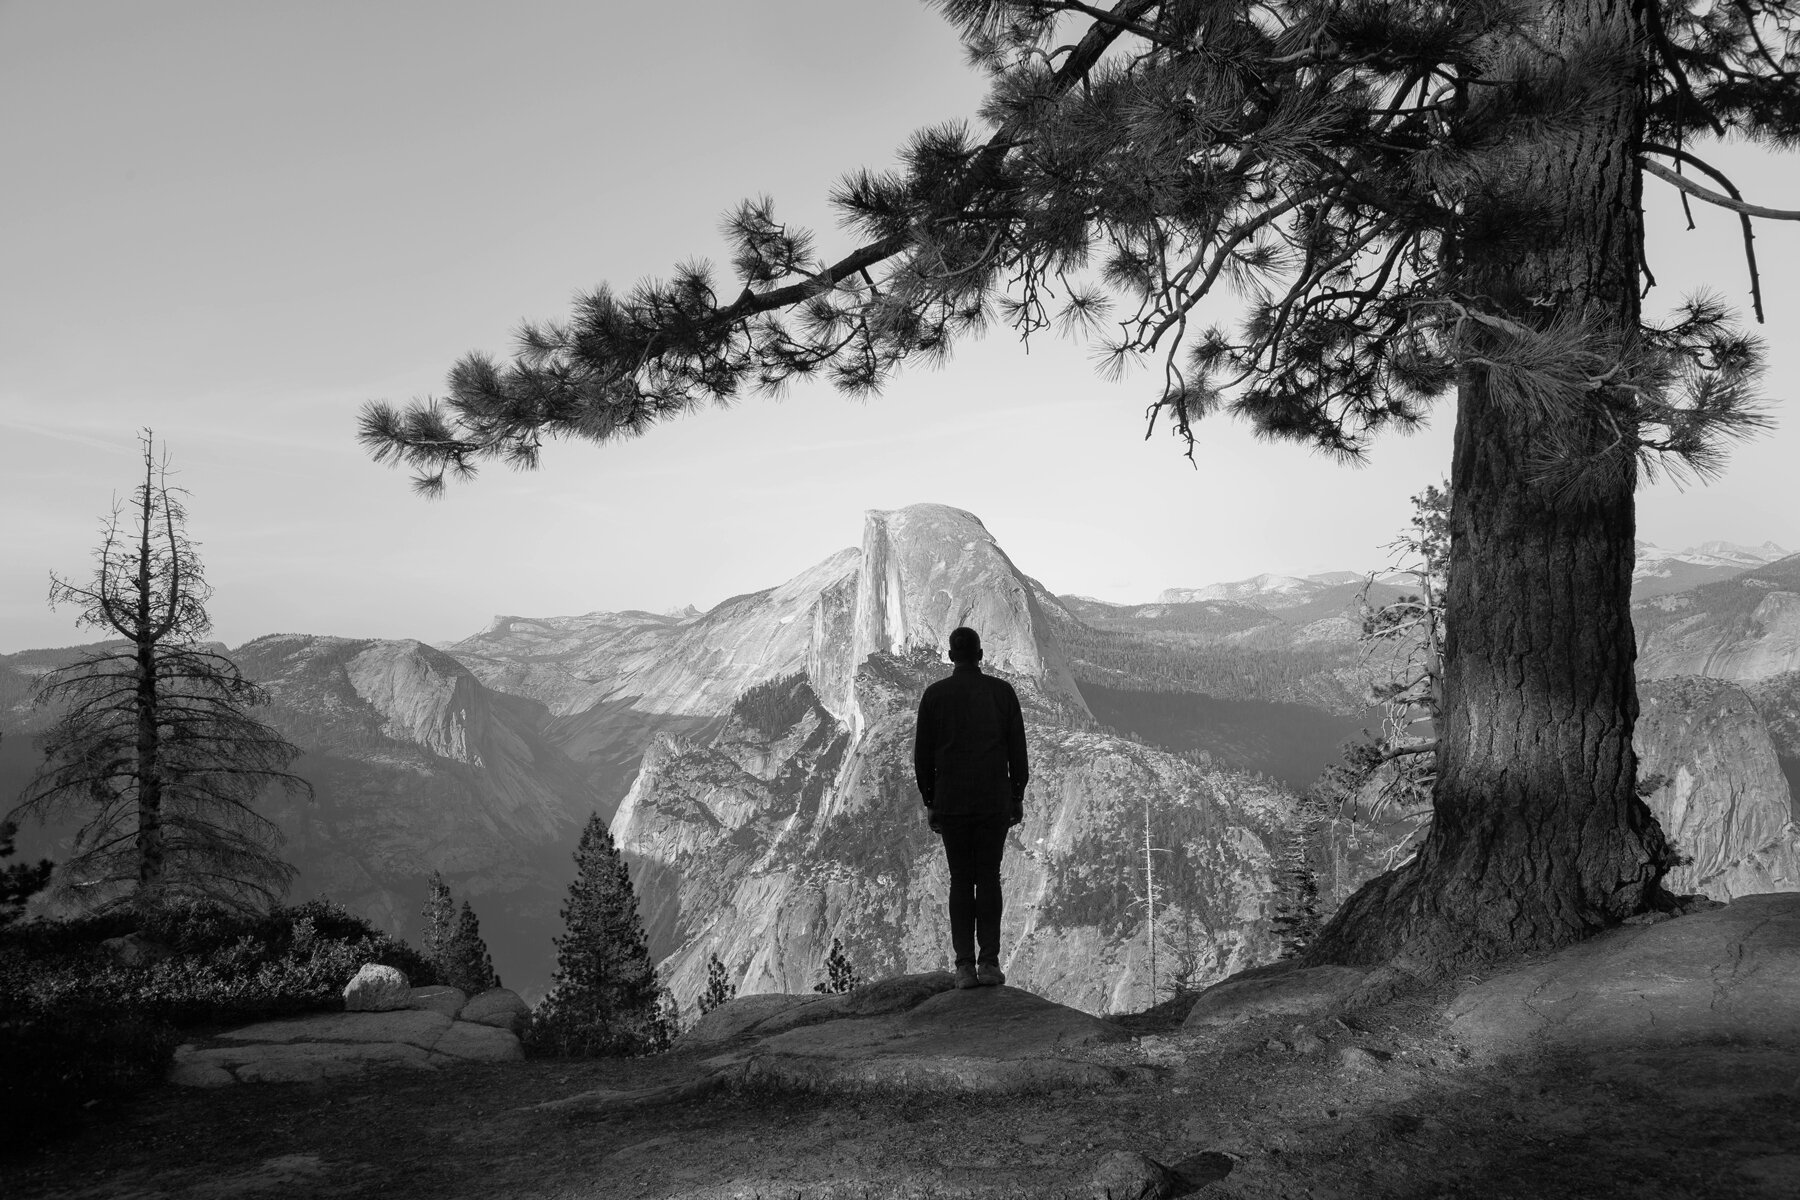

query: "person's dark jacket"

left=913, top=663, right=1029, bottom=821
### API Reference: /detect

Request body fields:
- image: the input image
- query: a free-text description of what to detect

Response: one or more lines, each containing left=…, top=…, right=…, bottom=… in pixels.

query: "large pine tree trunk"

left=1311, top=0, right=1676, bottom=969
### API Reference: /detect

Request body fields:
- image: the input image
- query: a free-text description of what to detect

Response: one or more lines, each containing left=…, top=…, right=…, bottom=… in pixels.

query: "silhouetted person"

left=914, top=626, right=1028, bottom=989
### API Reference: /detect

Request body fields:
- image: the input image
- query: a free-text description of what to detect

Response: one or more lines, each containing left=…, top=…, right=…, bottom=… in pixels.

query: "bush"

left=0, top=1010, right=180, bottom=1150
left=0, top=899, right=439, bottom=1147
left=521, top=1001, right=670, bottom=1059
left=0, top=899, right=436, bottom=1027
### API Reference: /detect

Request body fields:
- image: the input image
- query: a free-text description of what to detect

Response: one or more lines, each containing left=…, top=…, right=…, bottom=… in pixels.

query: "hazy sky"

left=4, top=1, right=1798, bottom=654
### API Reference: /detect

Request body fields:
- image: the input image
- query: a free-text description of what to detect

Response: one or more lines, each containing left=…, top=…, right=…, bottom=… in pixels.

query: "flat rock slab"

left=1182, top=964, right=1371, bottom=1029
left=544, top=974, right=1134, bottom=1108
left=688, top=976, right=1132, bottom=1098
left=219, top=1008, right=452, bottom=1046
left=172, top=1009, right=521, bottom=1087
left=747, top=983, right=1129, bottom=1061
left=1447, top=891, right=1800, bottom=1056
left=681, top=972, right=958, bottom=1045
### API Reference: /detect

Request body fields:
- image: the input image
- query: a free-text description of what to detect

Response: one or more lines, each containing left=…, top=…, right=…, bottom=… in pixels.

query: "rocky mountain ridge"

left=1158, top=539, right=1788, bottom=611
left=5, top=508, right=1795, bottom=1011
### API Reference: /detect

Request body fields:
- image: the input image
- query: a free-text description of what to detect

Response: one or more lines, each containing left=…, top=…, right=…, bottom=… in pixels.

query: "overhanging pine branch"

left=711, top=0, right=1160, bottom=334
left=1640, top=156, right=1800, bottom=219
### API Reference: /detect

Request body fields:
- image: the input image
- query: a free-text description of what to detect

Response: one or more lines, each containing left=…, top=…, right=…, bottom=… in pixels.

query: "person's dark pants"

left=937, top=816, right=1010, bottom=967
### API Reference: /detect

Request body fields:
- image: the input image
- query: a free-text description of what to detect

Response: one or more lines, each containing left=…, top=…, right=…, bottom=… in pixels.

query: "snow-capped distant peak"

left=1635, top=540, right=1788, bottom=573
left=1159, top=573, right=1312, bottom=604
left=1158, top=569, right=1381, bottom=606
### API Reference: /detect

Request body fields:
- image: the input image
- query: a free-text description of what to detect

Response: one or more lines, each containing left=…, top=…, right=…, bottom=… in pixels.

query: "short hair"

left=947, top=627, right=982, bottom=663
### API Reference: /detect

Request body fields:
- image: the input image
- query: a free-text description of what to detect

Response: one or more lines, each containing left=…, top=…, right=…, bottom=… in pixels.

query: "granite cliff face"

left=614, top=505, right=1296, bottom=1016
left=834, top=506, right=1088, bottom=720
left=1636, top=554, right=1800, bottom=682
left=1635, top=677, right=1800, bottom=898
left=229, top=635, right=603, bottom=994
left=443, top=552, right=863, bottom=821
left=446, top=550, right=861, bottom=723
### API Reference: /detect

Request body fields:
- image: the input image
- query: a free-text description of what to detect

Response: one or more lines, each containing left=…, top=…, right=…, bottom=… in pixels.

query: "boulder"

left=459, top=987, right=529, bottom=1033
left=343, top=963, right=411, bottom=1012
left=1182, top=964, right=1370, bottom=1029
left=408, top=985, right=467, bottom=1019
left=1447, top=892, right=1800, bottom=1057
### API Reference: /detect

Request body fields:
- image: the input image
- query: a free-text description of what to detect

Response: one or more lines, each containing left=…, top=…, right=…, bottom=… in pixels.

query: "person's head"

left=947, top=626, right=982, bottom=665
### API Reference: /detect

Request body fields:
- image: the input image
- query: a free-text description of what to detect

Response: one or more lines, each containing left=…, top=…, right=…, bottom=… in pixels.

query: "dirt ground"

left=6, top=976, right=1800, bottom=1200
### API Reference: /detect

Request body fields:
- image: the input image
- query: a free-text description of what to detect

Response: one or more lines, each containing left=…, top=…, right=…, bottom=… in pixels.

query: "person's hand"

left=1009, top=799, right=1023, bottom=828
left=928, top=811, right=943, bottom=834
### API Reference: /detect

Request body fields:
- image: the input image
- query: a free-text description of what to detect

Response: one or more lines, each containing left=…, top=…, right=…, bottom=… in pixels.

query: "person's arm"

left=1004, top=682, right=1028, bottom=823
left=913, top=691, right=935, bottom=808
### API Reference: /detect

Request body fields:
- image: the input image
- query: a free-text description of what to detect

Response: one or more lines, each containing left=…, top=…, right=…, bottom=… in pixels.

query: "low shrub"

left=520, top=1002, right=670, bottom=1059
left=0, top=1010, right=180, bottom=1152
left=0, top=899, right=436, bottom=1026
left=0, top=898, right=435, bottom=1145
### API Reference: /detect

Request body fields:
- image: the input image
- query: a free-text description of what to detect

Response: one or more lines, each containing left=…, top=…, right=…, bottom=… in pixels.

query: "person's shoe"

left=976, top=962, right=1006, bottom=987
left=954, top=964, right=979, bottom=990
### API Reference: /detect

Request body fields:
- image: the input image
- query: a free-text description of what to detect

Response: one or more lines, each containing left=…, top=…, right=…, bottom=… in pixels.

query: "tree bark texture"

left=1313, top=0, right=1676, bottom=969
left=133, top=467, right=165, bottom=911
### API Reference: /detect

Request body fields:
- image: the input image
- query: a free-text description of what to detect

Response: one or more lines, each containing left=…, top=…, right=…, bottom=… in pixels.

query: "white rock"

left=343, top=963, right=412, bottom=1012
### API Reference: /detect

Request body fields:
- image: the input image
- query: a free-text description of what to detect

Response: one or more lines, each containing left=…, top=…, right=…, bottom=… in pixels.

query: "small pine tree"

left=420, top=870, right=455, bottom=967
left=528, top=811, right=669, bottom=1056
left=811, top=938, right=860, bottom=994
left=697, top=952, right=737, bottom=1016
left=1271, top=852, right=1322, bottom=960
left=0, top=820, right=53, bottom=929
left=441, top=900, right=500, bottom=994
left=0, top=734, right=53, bottom=928
left=1270, top=792, right=1327, bottom=959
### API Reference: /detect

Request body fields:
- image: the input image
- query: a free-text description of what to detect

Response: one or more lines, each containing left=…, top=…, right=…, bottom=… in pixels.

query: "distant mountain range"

left=2, top=516, right=1794, bottom=1012
left=1151, top=539, right=1788, bottom=609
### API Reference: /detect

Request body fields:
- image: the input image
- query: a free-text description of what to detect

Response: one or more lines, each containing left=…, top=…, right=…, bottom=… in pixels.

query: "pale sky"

left=4, top=1, right=1798, bottom=654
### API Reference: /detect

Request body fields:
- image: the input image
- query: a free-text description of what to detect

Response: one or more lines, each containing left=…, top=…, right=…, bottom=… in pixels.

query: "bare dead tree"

left=11, top=434, right=309, bottom=915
